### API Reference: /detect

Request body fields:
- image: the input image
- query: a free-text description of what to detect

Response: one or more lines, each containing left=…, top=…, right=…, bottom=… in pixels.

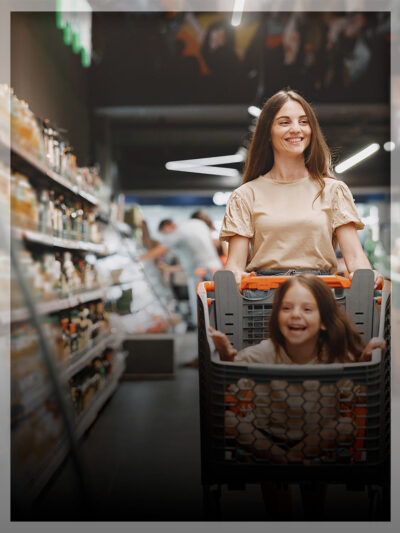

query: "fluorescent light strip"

left=335, top=143, right=380, bottom=174
left=248, top=105, right=261, bottom=118
left=165, top=153, right=245, bottom=167
left=231, top=0, right=245, bottom=26
left=166, top=163, right=240, bottom=177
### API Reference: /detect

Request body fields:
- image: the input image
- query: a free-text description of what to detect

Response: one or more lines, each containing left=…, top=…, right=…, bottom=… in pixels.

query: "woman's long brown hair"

left=242, top=89, right=334, bottom=201
left=269, top=274, right=366, bottom=363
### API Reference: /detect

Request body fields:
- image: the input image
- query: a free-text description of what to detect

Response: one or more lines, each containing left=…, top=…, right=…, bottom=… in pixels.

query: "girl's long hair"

left=243, top=89, right=333, bottom=201
left=269, top=274, right=366, bottom=363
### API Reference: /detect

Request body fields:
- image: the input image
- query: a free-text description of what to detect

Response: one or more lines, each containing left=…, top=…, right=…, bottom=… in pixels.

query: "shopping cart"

left=197, top=269, right=391, bottom=520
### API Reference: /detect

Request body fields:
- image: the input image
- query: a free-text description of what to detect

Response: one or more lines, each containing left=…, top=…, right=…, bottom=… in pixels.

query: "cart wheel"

left=203, top=484, right=222, bottom=520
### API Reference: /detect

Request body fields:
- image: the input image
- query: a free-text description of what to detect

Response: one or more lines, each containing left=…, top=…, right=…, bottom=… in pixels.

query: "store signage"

left=55, top=0, right=92, bottom=68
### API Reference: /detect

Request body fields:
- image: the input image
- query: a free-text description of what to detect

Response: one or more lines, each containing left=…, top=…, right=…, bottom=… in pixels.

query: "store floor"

left=32, top=332, right=378, bottom=522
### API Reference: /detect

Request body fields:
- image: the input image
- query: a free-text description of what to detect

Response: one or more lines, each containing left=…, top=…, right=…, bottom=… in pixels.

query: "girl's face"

left=270, top=99, right=312, bottom=157
left=278, top=281, right=325, bottom=348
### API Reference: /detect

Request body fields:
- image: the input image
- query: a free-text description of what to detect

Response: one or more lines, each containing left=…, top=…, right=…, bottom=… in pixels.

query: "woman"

left=220, top=88, right=383, bottom=290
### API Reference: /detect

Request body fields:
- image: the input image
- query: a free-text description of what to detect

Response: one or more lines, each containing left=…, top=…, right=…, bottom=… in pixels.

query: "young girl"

left=209, top=273, right=385, bottom=364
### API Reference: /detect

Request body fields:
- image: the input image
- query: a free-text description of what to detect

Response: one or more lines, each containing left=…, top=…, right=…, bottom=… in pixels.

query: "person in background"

left=191, top=209, right=228, bottom=263
left=139, top=217, right=222, bottom=333
left=219, top=88, right=383, bottom=291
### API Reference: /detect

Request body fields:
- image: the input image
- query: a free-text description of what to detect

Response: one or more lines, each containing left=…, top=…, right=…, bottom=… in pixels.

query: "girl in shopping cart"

left=209, top=273, right=385, bottom=364
left=208, top=273, right=386, bottom=518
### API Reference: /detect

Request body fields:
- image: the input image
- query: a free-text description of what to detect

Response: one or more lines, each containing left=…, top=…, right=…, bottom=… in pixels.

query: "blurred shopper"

left=139, top=217, right=222, bottom=331
left=191, top=209, right=228, bottom=263
left=220, top=88, right=383, bottom=290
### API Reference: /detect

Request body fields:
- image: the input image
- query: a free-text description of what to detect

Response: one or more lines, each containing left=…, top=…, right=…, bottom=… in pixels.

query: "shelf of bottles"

left=3, top=86, right=129, bottom=502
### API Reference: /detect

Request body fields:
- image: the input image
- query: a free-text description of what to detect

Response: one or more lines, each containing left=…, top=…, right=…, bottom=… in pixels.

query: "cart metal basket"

left=197, top=269, right=390, bottom=520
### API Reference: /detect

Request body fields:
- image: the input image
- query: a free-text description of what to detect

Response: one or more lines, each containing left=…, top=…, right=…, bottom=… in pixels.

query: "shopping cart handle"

left=240, top=275, right=353, bottom=290
left=198, top=272, right=383, bottom=294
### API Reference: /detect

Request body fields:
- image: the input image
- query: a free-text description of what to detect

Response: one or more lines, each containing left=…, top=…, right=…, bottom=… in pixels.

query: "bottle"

left=52, top=132, right=61, bottom=174
left=60, top=317, right=70, bottom=359
left=58, top=195, right=67, bottom=239
left=48, top=190, right=55, bottom=236
left=38, top=189, right=50, bottom=234
left=69, top=322, right=79, bottom=354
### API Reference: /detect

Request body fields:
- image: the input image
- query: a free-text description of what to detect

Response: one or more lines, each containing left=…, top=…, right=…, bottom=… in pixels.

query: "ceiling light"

left=383, top=141, right=395, bottom=151
left=231, top=0, right=245, bottom=27
left=213, top=192, right=232, bottom=206
left=335, top=143, right=380, bottom=174
left=248, top=105, right=261, bottom=118
left=166, top=163, right=240, bottom=177
left=165, top=153, right=245, bottom=168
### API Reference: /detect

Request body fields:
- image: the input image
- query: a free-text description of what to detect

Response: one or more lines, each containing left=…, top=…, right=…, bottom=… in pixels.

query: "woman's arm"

left=223, top=234, right=255, bottom=290
left=336, top=223, right=383, bottom=289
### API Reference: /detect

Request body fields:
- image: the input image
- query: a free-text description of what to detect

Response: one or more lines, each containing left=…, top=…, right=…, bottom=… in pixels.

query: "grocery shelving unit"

left=4, top=130, right=129, bottom=506
left=4, top=94, right=184, bottom=508
left=12, top=227, right=108, bottom=255
left=9, top=137, right=98, bottom=206
left=3, top=287, right=108, bottom=324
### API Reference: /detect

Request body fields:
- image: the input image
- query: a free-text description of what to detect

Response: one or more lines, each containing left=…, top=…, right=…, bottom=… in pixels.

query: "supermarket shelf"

left=17, top=383, right=52, bottom=420
left=9, top=139, right=98, bottom=206
left=63, top=331, right=115, bottom=380
left=12, top=227, right=108, bottom=255
left=15, top=332, right=116, bottom=418
left=30, top=355, right=126, bottom=500
left=7, top=287, right=107, bottom=324
left=75, top=355, right=126, bottom=439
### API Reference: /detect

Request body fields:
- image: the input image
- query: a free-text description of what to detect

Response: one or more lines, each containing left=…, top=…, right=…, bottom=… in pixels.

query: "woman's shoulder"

left=229, top=179, right=259, bottom=203
left=322, top=176, right=350, bottom=192
left=232, top=176, right=267, bottom=197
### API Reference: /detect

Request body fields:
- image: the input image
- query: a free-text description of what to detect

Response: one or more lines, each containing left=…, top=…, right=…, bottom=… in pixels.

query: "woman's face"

left=270, top=99, right=312, bottom=157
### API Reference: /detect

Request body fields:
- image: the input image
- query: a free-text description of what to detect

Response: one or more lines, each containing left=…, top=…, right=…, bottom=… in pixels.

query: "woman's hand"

left=228, top=269, right=257, bottom=292
left=372, top=269, right=384, bottom=289
left=336, top=224, right=384, bottom=289
left=359, top=337, right=386, bottom=362
left=208, top=327, right=238, bottom=361
left=348, top=269, right=384, bottom=290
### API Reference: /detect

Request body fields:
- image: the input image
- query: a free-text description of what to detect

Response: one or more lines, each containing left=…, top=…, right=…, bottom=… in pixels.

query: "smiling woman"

left=219, top=89, right=383, bottom=290
left=269, top=100, right=312, bottom=160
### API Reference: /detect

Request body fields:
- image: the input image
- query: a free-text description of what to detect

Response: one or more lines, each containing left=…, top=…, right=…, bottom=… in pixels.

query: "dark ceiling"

left=88, top=11, right=390, bottom=196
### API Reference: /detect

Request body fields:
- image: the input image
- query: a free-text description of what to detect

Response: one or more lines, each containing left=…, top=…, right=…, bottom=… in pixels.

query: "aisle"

left=32, top=332, right=374, bottom=522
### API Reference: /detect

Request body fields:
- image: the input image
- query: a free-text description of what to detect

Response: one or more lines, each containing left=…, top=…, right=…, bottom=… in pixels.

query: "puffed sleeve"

left=332, top=181, right=364, bottom=231
left=219, top=190, right=254, bottom=242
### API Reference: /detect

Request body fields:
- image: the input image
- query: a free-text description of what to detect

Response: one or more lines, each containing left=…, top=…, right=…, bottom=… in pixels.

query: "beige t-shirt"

left=234, top=338, right=356, bottom=364
left=220, top=176, right=364, bottom=273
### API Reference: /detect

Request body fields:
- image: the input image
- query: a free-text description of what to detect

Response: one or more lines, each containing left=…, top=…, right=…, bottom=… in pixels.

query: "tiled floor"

left=29, top=332, right=386, bottom=522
